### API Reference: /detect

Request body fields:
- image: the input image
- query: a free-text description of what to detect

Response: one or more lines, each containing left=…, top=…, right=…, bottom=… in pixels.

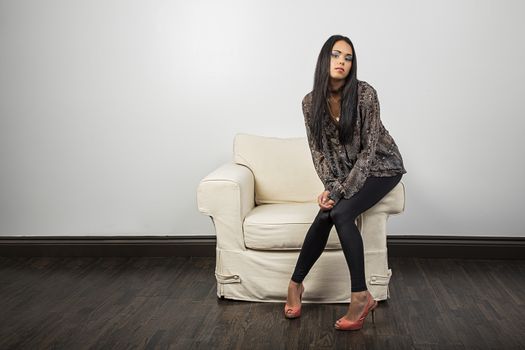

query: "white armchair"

left=197, top=133, right=406, bottom=303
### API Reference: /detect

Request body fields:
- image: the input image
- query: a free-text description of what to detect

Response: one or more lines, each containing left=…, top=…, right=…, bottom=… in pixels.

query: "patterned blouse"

left=302, top=80, right=407, bottom=205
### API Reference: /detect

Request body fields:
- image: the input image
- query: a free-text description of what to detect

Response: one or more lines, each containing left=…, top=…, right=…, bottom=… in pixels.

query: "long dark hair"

left=309, top=34, right=359, bottom=149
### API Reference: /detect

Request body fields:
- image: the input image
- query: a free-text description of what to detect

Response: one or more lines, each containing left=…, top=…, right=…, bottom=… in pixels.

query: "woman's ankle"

left=350, top=290, right=369, bottom=300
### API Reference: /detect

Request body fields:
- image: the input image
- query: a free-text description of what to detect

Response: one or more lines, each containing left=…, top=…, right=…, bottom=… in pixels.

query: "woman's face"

left=329, top=40, right=353, bottom=80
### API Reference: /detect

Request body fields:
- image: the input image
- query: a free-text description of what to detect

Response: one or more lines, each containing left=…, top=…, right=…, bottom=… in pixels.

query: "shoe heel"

left=370, top=299, right=378, bottom=324
left=284, top=283, right=305, bottom=319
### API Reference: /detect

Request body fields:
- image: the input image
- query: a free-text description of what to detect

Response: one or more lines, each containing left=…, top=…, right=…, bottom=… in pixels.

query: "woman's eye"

left=332, top=52, right=353, bottom=61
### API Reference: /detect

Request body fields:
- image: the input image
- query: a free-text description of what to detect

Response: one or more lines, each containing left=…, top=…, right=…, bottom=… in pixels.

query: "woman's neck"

left=329, top=78, right=345, bottom=94
left=328, top=90, right=341, bottom=104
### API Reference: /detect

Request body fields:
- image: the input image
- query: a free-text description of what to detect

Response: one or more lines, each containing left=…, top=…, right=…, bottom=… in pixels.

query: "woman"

left=283, top=35, right=407, bottom=331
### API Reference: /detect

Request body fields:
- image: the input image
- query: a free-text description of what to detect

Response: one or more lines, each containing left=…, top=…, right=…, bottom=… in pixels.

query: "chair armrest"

left=365, top=180, right=406, bottom=216
left=197, top=162, right=255, bottom=251
left=359, top=180, right=406, bottom=250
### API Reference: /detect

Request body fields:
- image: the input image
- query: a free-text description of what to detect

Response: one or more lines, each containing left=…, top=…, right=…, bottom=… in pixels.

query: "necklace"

left=326, top=97, right=340, bottom=122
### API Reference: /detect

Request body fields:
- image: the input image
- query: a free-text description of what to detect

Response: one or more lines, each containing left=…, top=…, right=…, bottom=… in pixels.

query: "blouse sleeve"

left=328, top=85, right=382, bottom=204
left=302, top=96, right=346, bottom=199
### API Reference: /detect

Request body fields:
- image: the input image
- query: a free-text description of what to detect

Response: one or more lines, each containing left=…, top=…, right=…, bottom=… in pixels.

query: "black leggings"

left=291, top=174, right=403, bottom=292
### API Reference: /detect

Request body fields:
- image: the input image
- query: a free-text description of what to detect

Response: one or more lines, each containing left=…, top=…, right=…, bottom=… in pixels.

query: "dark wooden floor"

left=0, top=257, right=524, bottom=350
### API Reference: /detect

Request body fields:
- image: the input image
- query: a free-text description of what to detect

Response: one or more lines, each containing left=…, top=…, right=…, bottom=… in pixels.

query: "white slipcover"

left=197, top=133, right=406, bottom=303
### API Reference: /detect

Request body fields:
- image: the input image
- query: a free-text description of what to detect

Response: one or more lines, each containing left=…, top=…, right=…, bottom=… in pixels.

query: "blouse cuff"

left=327, top=186, right=344, bottom=206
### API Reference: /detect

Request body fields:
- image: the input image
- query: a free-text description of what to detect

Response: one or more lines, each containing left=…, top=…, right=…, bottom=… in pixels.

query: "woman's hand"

left=318, top=190, right=335, bottom=211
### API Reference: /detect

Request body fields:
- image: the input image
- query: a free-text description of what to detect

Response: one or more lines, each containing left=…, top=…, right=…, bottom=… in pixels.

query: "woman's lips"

left=335, top=68, right=344, bottom=72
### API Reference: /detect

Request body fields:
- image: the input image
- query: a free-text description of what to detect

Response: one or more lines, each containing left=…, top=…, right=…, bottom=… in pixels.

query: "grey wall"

left=1, top=0, right=524, bottom=237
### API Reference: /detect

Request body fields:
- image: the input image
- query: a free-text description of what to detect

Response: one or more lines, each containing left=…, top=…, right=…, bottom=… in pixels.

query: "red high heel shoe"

left=284, top=283, right=305, bottom=319
left=334, top=291, right=378, bottom=330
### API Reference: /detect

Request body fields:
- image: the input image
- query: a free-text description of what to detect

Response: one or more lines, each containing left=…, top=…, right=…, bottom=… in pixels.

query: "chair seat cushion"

left=243, top=202, right=343, bottom=250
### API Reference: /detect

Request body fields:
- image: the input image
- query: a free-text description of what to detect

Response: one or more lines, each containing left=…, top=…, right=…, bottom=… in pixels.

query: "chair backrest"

left=233, top=133, right=324, bottom=205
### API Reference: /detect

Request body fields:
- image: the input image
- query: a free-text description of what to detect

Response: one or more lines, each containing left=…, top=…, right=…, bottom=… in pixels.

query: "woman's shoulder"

left=301, top=91, right=314, bottom=123
left=357, top=80, right=378, bottom=104
left=302, top=80, right=377, bottom=104
left=302, top=90, right=313, bottom=106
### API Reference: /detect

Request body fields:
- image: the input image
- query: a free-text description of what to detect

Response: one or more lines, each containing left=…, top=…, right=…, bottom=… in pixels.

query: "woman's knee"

left=329, top=203, right=359, bottom=224
left=316, top=208, right=331, bottom=222
left=311, top=208, right=335, bottom=228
